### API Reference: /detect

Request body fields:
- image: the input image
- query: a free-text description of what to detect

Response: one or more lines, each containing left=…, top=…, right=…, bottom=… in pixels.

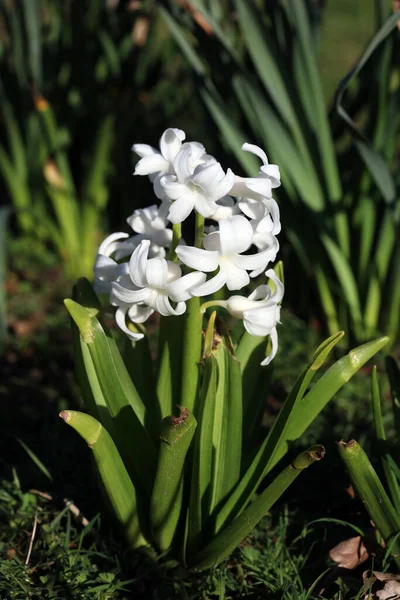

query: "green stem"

left=200, top=300, right=226, bottom=314
left=180, top=297, right=202, bottom=415
left=195, top=212, right=205, bottom=248
left=168, top=222, right=182, bottom=261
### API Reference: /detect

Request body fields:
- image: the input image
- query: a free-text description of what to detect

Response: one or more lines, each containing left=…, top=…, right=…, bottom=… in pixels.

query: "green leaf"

left=371, top=366, right=400, bottom=513
left=189, top=445, right=325, bottom=571
left=150, top=408, right=197, bottom=553
left=60, top=410, right=146, bottom=549
left=64, top=296, right=157, bottom=499
left=209, top=326, right=242, bottom=516
left=157, top=315, right=184, bottom=419
left=23, top=0, right=42, bottom=91
left=215, top=331, right=343, bottom=531
left=188, top=349, right=218, bottom=555
left=338, top=439, right=400, bottom=569
left=335, top=11, right=400, bottom=203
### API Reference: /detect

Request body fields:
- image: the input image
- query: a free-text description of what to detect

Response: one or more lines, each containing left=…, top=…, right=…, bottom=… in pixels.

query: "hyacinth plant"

left=62, top=129, right=388, bottom=571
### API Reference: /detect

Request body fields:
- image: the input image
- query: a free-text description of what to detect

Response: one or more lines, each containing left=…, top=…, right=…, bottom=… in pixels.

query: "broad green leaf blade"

left=60, top=410, right=146, bottom=549
left=157, top=315, right=184, bottom=419
left=64, top=298, right=157, bottom=498
left=354, top=139, right=395, bottom=204
left=371, top=366, right=400, bottom=513
left=188, top=353, right=218, bottom=555
left=284, top=0, right=341, bottom=202
left=209, top=330, right=242, bottom=516
left=150, top=408, right=197, bottom=553
left=215, top=331, right=343, bottom=531
left=189, top=445, right=325, bottom=571
left=338, top=439, right=400, bottom=569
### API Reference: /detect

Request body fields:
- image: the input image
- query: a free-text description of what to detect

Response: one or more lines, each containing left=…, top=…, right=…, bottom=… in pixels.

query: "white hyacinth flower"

left=93, top=232, right=132, bottom=294
left=208, top=195, right=240, bottom=221
left=161, top=144, right=235, bottom=223
left=230, top=143, right=281, bottom=201
left=238, top=196, right=281, bottom=235
left=121, top=203, right=172, bottom=259
left=110, top=239, right=206, bottom=318
left=133, top=128, right=186, bottom=177
left=176, top=215, right=277, bottom=296
left=203, top=269, right=284, bottom=365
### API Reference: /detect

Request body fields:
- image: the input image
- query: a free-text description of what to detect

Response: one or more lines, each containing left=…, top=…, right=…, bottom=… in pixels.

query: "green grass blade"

left=338, top=439, right=400, bottom=569
left=60, top=410, right=147, bottom=549
left=16, top=438, right=53, bottom=482
left=150, top=408, right=197, bottom=553
left=189, top=445, right=325, bottom=571
left=315, top=267, right=341, bottom=336
left=371, top=366, right=400, bottom=513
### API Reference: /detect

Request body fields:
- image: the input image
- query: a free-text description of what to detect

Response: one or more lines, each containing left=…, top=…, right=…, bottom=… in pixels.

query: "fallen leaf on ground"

left=329, top=536, right=369, bottom=569
left=363, top=571, right=400, bottom=599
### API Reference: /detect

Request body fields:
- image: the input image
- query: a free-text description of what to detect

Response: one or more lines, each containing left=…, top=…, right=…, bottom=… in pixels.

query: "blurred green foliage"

left=0, top=0, right=203, bottom=280
left=160, top=0, right=400, bottom=347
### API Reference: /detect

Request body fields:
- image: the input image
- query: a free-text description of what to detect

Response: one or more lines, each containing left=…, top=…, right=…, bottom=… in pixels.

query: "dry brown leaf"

left=363, top=571, right=400, bottom=600
left=329, top=535, right=369, bottom=569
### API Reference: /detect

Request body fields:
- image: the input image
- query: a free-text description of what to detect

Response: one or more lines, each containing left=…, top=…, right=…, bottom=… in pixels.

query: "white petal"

left=234, top=244, right=278, bottom=271
left=129, top=240, right=150, bottom=287
left=167, top=194, right=196, bottom=224
left=260, top=164, right=281, bottom=187
left=161, top=177, right=187, bottom=200
left=242, top=142, right=268, bottom=165
left=244, top=304, right=280, bottom=331
left=173, top=145, right=194, bottom=182
left=93, top=254, right=117, bottom=281
left=132, top=143, right=158, bottom=157
left=145, top=257, right=168, bottom=288
left=238, top=198, right=267, bottom=220
left=167, top=271, right=207, bottom=302
left=245, top=177, right=273, bottom=198
left=160, top=128, right=186, bottom=163
left=264, top=198, right=281, bottom=234
left=203, top=231, right=221, bottom=252
left=134, top=154, right=169, bottom=176
left=209, top=168, right=236, bottom=200
left=154, top=293, right=186, bottom=316
left=115, top=306, right=145, bottom=341
left=128, top=304, right=154, bottom=324
left=260, top=327, right=279, bottom=366
left=220, top=260, right=249, bottom=291
left=176, top=245, right=219, bottom=272
left=265, top=269, right=284, bottom=303
left=219, top=216, right=253, bottom=256
left=193, top=191, right=218, bottom=218
left=166, top=261, right=182, bottom=283
left=191, top=270, right=226, bottom=297
left=98, top=232, right=129, bottom=256
left=127, top=205, right=158, bottom=233
left=110, top=282, right=150, bottom=305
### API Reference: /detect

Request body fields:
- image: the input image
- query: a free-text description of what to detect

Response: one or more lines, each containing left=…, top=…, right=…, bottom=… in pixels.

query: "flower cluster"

left=94, top=128, right=284, bottom=364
